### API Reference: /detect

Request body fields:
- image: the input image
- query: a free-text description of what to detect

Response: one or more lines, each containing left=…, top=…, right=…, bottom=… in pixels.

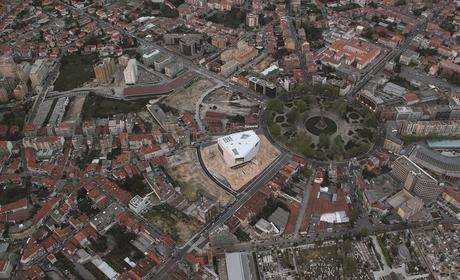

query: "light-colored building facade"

left=29, top=59, right=48, bottom=87
left=217, top=130, right=260, bottom=167
left=123, top=59, right=138, bottom=85
left=246, top=13, right=259, bottom=27
left=94, top=58, right=116, bottom=84
left=129, top=195, right=152, bottom=214
left=391, top=156, right=441, bottom=201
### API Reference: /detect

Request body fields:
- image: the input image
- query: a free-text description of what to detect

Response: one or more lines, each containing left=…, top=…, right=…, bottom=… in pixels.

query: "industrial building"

left=217, top=130, right=260, bottom=167
left=224, top=252, right=258, bottom=280
left=268, top=207, right=290, bottom=233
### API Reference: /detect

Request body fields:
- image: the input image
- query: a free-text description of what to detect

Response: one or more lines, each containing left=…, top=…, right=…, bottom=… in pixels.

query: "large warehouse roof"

left=218, top=130, right=260, bottom=157
left=225, top=252, right=256, bottom=280
left=409, top=145, right=460, bottom=178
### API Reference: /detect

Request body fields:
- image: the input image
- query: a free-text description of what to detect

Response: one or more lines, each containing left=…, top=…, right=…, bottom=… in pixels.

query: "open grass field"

left=144, top=204, right=202, bottom=243
left=81, top=95, right=148, bottom=119
left=54, top=54, right=98, bottom=91
left=0, top=188, right=26, bottom=205
left=266, top=85, right=377, bottom=161
left=105, top=225, right=144, bottom=273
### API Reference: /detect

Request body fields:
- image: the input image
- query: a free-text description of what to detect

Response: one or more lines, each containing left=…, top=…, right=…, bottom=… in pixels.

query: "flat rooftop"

left=225, top=252, right=257, bottom=280
left=427, top=139, right=460, bottom=150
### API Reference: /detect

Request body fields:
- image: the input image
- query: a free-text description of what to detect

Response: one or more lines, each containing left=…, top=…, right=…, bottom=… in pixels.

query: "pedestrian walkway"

left=294, top=177, right=313, bottom=236
left=195, top=83, right=222, bottom=132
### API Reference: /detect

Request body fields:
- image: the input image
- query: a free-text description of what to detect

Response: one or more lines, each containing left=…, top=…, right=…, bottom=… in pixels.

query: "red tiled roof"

left=40, top=235, right=58, bottom=251
left=146, top=250, right=161, bottom=265
left=18, top=264, right=44, bottom=280
left=95, top=176, right=132, bottom=205
left=31, top=197, right=60, bottom=224
left=124, top=71, right=197, bottom=97
left=403, top=92, right=419, bottom=103
left=0, top=198, right=28, bottom=214
left=305, top=183, right=350, bottom=220
left=21, top=238, right=43, bottom=263
left=444, top=188, right=460, bottom=203
left=204, top=111, right=227, bottom=119
left=235, top=191, right=267, bottom=222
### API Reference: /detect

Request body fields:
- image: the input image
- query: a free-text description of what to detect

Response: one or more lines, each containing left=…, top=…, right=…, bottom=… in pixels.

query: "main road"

left=214, top=217, right=458, bottom=254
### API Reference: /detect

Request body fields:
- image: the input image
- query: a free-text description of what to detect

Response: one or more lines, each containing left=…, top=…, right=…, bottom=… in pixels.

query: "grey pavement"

left=400, top=65, right=460, bottom=92
left=293, top=176, right=313, bottom=236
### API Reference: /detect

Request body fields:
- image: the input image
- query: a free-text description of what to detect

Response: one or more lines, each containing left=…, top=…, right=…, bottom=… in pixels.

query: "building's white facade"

left=123, top=59, right=138, bottom=85
left=129, top=195, right=152, bottom=214
left=217, top=130, right=260, bottom=167
left=142, top=50, right=160, bottom=66
left=29, top=59, right=48, bottom=87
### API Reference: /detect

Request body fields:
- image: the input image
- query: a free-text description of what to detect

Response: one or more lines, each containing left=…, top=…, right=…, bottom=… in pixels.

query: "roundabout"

left=264, top=85, right=379, bottom=162
left=305, top=116, right=337, bottom=136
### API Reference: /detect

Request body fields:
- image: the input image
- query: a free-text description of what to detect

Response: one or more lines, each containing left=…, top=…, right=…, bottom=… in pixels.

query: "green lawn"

left=0, top=188, right=26, bottom=205
left=119, top=175, right=151, bottom=197
left=54, top=54, right=98, bottom=91
left=144, top=204, right=201, bottom=243
left=234, top=228, right=251, bottom=242
left=207, top=8, right=246, bottom=29
left=54, top=252, right=82, bottom=279
left=83, top=263, right=109, bottom=280
left=0, top=103, right=31, bottom=134
left=105, top=225, right=144, bottom=273
left=266, top=85, right=377, bottom=161
left=377, top=236, right=394, bottom=267
left=81, top=95, right=148, bottom=119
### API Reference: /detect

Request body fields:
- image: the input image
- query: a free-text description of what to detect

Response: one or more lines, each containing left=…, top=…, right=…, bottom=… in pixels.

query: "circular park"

left=305, top=116, right=337, bottom=136
left=265, top=84, right=378, bottom=161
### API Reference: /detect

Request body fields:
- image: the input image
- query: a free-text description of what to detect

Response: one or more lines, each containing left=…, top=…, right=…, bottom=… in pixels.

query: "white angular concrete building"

left=217, top=130, right=260, bottom=167
left=123, top=59, right=138, bottom=85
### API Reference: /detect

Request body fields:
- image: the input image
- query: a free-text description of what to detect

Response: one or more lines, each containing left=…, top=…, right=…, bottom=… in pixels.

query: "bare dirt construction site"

left=166, top=148, right=234, bottom=206
left=63, top=95, right=86, bottom=122
left=200, top=87, right=260, bottom=119
left=143, top=204, right=201, bottom=244
left=163, top=79, right=216, bottom=113
left=201, top=134, right=280, bottom=191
